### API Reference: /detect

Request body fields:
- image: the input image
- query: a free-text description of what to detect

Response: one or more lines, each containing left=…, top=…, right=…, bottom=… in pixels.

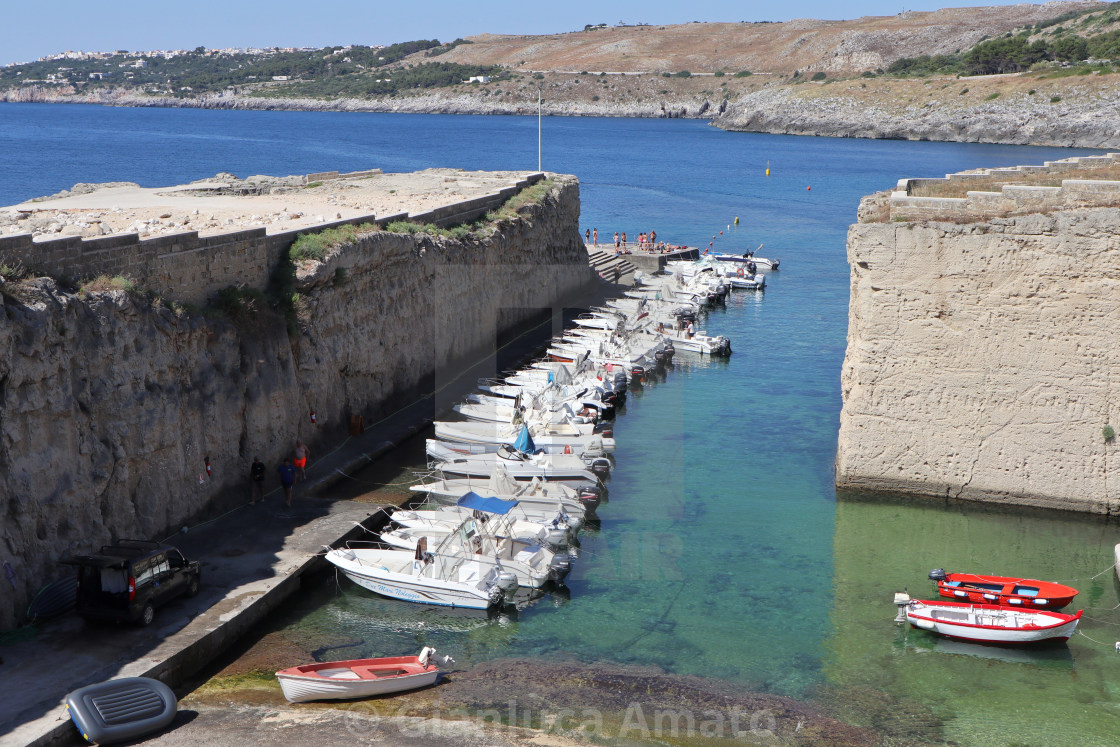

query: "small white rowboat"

left=904, top=597, right=1081, bottom=644
left=277, top=647, right=447, bottom=702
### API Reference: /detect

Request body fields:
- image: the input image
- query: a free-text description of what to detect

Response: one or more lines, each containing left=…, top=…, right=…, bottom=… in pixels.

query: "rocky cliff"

left=837, top=164, right=1120, bottom=513
left=0, top=176, right=594, bottom=630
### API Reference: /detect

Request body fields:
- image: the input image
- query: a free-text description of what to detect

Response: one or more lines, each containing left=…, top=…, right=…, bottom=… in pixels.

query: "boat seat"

left=352, top=667, right=410, bottom=678
left=458, top=563, right=481, bottom=584
left=316, top=668, right=362, bottom=680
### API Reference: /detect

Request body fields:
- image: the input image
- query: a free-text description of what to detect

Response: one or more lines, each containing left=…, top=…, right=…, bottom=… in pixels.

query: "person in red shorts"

left=293, top=438, right=310, bottom=483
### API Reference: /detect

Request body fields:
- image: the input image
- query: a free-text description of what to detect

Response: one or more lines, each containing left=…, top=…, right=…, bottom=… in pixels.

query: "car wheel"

left=187, top=576, right=199, bottom=597
left=140, top=603, right=154, bottom=626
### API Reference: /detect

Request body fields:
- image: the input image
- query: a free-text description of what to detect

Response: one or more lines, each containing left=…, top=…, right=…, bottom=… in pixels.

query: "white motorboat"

left=433, top=419, right=611, bottom=446
left=395, top=492, right=581, bottom=535
left=380, top=495, right=573, bottom=586
left=325, top=539, right=519, bottom=609
left=428, top=433, right=612, bottom=459
left=411, top=465, right=601, bottom=514
left=431, top=443, right=609, bottom=483
left=708, top=251, right=780, bottom=270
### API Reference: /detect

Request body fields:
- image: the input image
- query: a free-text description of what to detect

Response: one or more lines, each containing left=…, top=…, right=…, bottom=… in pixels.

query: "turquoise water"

left=4, top=103, right=1120, bottom=742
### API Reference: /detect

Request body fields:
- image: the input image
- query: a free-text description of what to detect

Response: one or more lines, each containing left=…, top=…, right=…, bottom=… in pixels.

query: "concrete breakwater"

left=837, top=154, right=1120, bottom=513
left=0, top=173, right=597, bottom=631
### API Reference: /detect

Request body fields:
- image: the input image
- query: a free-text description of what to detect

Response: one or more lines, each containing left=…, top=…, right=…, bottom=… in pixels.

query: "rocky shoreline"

left=6, top=76, right=1120, bottom=149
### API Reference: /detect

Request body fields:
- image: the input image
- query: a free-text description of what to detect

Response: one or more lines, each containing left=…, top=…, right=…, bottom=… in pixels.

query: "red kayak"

left=929, top=569, right=1077, bottom=609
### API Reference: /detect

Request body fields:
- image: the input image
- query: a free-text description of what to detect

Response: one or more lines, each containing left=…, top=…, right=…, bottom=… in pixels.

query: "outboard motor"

left=487, top=566, right=520, bottom=604
left=548, top=553, right=572, bottom=582
left=928, top=568, right=947, bottom=582
left=630, top=365, right=645, bottom=384
left=772, top=258, right=779, bottom=270
left=577, top=487, right=602, bottom=513
left=593, top=421, right=614, bottom=437
left=589, top=457, right=612, bottom=477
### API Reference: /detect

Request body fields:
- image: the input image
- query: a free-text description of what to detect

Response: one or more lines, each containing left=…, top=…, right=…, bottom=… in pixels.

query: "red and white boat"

left=276, top=647, right=447, bottom=703
left=929, top=569, right=1078, bottom=609
left=903, top=597, right=1082, bottom=644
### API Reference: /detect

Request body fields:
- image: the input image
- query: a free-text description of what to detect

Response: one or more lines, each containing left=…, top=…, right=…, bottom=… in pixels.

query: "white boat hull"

left=277, top=668, right=439, bottom=703
left=905, top=600, right=1080, bottom=643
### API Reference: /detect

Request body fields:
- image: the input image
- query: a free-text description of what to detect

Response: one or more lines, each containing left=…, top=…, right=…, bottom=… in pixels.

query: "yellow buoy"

left=734, top=217, right=739, bottom=225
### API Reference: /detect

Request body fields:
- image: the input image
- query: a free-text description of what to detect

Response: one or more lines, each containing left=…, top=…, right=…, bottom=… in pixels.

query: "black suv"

left=64, top=540, right=201, bottom=626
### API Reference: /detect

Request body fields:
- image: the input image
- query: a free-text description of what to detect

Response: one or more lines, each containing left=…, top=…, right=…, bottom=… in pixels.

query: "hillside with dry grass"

left=424, top=4, right=1102, bottom=76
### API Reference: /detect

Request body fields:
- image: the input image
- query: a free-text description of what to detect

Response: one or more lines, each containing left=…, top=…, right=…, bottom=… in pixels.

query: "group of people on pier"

left=585, top=227, right=678, bottom=254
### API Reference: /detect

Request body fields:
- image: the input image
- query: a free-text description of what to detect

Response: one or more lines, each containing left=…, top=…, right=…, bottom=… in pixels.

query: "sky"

left=2, top=0, right=1056, bottom=66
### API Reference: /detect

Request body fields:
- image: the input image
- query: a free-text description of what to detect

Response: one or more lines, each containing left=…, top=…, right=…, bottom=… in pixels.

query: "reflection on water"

left=901, top=634, right=1076, bottom=671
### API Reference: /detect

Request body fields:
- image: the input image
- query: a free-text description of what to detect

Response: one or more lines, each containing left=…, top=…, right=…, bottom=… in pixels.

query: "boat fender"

left=1033, top=598, right=1049, bottom=606
left=1007, top=598, right=1023, bottom=605
left=913, top=618, right=935, bottom=630
left=953, top=590, right=967, bottom=598
left=983, top=593, right=998, bottom=601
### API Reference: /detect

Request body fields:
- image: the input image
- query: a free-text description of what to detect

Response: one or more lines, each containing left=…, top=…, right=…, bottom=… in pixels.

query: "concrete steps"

left=587, top=249, right=638, bottom=283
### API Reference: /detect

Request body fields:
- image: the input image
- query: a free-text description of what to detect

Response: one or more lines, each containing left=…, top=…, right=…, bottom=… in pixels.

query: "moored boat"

left=929, top=569, right=1078, bottom=609
left=902, top=595, right=1082, bottom=644
left=276, top=647, right=447, bottom=703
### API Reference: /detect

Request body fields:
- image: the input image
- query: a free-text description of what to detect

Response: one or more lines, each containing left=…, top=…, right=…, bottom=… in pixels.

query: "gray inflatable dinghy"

left=66, top=676, right=177, bottom=744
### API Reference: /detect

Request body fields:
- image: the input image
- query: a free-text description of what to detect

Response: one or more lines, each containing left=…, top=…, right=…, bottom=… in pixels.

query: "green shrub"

left=290, top=223, right=378, bottom=261
left=1028, top=88, right=1037, bottom=94
left=304, top=181, right=323, bottom=189
left=673, top=70, right=691, bottom=77
left=985, top=92, right=1000, bottom=100
left=714, top=71, right=725, bottom=77
left=733, top=70, right=752, bottom=77
left=1051, top=94, right=1062, bottom=102
left=959, top=87, right=969, bottom=95
left=811, top=71, right=827, bottom=81
left=591, top=95, right=599, bottom=101
left=1104, top=424, right=1115, bottom=441
left=80, top=275, right=136, bottom=295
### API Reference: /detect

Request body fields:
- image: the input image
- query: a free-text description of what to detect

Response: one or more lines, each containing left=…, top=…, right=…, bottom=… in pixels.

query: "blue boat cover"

left=512, top=425, right=537, bottom=454
left=458, top=492, right=519, bottom=515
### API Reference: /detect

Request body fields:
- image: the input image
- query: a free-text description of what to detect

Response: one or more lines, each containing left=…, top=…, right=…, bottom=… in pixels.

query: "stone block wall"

left=0, top=172, right=545, bottom=307
left=885, top=153, right=1120, bottom=222
left=838, top=204, right=1120, bottom=514
left=0, top=173, right=592, bottom=631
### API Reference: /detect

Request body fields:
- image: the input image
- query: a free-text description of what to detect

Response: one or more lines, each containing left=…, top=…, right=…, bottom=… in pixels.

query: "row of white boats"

left=325, top=252, right=778, bottom=609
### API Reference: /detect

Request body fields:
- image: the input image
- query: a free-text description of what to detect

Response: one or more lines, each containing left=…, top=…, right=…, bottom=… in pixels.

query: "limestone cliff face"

left=0, top=177, right=593, bottom=630
left=837, top=207, right=1120, bottom=513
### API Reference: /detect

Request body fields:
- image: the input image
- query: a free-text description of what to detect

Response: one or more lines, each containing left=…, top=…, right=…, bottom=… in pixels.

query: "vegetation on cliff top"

left=887, top=2, right=1120, bottom=76
left=0, top=39, right=492, bottom=97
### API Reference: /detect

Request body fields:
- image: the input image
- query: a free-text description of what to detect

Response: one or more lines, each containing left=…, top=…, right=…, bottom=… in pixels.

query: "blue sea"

left=4, top=103, right=1120, bottom=744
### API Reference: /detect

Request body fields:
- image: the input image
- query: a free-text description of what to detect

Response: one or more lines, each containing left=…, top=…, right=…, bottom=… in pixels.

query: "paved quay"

left=0, top=283, right=613, bottom=747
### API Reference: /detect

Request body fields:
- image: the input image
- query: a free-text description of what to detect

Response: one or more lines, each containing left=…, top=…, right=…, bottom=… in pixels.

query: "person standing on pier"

left=585, top=228, right=591, bottom=244
left=614, top=232, right=620, bottom=251
left=293, top=438, right=310, bottom=483
left=249, top=456, right=265, bottom=504
left=278, top=458, right=296, bottom=507
left=593, top=228, right=598, bottom=247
